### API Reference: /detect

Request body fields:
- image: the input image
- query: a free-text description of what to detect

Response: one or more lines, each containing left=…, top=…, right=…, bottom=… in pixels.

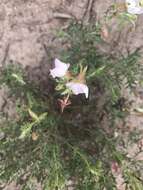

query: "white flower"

left=66, top=82, right=89, bottom=98
left=50, top=59, right=70, bottom=78
left=126, top=0, right=143, bottom=14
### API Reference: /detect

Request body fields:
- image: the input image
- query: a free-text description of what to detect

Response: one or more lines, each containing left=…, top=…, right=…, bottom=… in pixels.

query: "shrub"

left=0, top=21, right=143, bottom=190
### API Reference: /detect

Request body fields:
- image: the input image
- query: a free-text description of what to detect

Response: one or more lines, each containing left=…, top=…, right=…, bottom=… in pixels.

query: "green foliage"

left=0, top=22, right=143, bottom=190
left=61, top=22, right=140, bottom=103
left=117, top=13, right=137, bottom=27
left=124, top=168, right=143, bottom=190
left=0, top=64, right=26, bottom=90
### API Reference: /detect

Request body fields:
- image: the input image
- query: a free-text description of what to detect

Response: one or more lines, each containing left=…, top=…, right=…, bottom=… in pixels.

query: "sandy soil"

left=1, top=0, right=143, bottom=189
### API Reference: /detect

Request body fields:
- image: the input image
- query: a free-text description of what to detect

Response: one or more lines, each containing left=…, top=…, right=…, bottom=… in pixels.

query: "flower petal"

left=50, top=59, right=70, bottom=78
left=66, top=82, right=89, bottom=98
left=55, top=59, right=70, bottom=70
left=128, top=6, right=143, bottom=14
left=50, top=68, right=66, bottom=78
left=126, top=0, right=136, bottom=7
left=126, top=0, right=143, bottom=14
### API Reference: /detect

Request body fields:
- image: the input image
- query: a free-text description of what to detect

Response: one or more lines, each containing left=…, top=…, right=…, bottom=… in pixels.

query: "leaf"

left=19, top=123, right=33, bottom=139
left=134, top=107, right=143, bottom=116
left=55, top=84, right=64, bottom=91
left=38, top=113, right=48, bottom=122
left=87, top=66, right=105, bottom=79
left=19, top=112, right=47, bottom=139
left=117, top=13, right=137, bottom=28
left=134, top=107, right=143, bottom=113
left=11, top=73, right=26, bottom=85
left=28, top=109, right=39, bottom=121
left=61, top=88, right=71, bottom=95
left=26, top=92, right=35, bottom=108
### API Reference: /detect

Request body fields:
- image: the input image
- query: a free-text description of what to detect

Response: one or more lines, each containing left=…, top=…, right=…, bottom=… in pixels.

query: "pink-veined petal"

left=50, top=68, right=66, bottom=78
left=50, top=59, right=70, bottom=78
left=55, top=59, right=70, bottom=70
left=126, top=0, right=143, bottom=14
left=128, top=6, right=143, bottom=14
left=66, top=82, right=89, bottom=98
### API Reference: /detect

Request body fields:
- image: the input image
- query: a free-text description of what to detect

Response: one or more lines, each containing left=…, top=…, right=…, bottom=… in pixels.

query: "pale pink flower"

left=126, top=0, right=143, bottom=14
left=50, top=59, right=70, bottom=78
left=66, top=82, right=89, bottom=98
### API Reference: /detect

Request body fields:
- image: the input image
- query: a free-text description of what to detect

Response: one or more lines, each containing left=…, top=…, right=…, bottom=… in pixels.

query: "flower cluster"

left=126, top=0, right=143, bottom=14
left=50, top=59, right=89, bottom=111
